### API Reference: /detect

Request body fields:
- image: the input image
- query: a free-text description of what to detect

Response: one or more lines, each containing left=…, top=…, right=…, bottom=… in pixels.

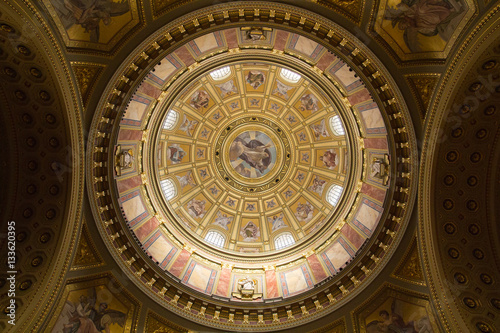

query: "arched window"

left=160, top=178, right=176, bottom=200
left=274, top=232, right=295, bottom=250
left=163, top=110, right=179, bottom=130
left=279, top=68, right=301, bottom=83
left=327, top=185, right=343, bottom=207
left=204, top=230, right=225, bottom=248
left=209, top=66, right=231, bottom=81
left=329, top=115, right=345, bottom=136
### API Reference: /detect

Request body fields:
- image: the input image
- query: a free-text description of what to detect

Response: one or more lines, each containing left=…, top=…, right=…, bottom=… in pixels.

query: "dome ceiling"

left=6, top=0, right=500, bottom=331
left=152, top=60, right=353, bottom=257
left=88, top=4, right=418, bottom=328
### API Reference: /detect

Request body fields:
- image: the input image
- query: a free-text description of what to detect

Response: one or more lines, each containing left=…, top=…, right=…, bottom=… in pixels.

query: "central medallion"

left=229, top=130, right=276, bottom=179
left=214, top=116, right=292, bottom=193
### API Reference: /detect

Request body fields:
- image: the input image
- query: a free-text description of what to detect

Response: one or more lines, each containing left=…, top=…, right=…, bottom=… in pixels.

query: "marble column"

left=265, top=269, right=279, bottom=299
left=168, top=249, right=191, bottom=278
left=306, top=254, right=328, bottom=282
left=215, top=267, right=232, bottom=297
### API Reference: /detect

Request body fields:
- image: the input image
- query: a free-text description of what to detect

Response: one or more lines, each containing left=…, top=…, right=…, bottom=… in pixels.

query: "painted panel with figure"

left=49, top=274, right=139, bottom=332
left=42, top=0, right=142, bottom=53
left=229, top=131, right=276, bottom=178
left=372, top=0, right=474, bottom=61
left=354, top=285, right=439, bottom=332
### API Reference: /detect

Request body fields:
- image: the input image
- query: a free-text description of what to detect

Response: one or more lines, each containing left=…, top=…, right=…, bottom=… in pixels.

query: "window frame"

left=329, top=115, right=345, bottom=136
left=160, top=178, right=177, bottom=201
left=204, top=230, right=226, bottom=248
left=274, top=232, right=295, bottom=250
left=163, top=110, right=179, bottom=130
left=209, top=66, right=231, bottom=81
left=327, top=184, right=343, bottom=207
left=279, top=68, right=301, bottom=83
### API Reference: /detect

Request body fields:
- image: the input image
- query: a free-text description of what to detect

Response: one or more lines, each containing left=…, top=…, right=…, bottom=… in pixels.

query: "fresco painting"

left=294, top=92, right=322, bottom=117
left=317, top=149, right=339, bottom=170
left=44, top=0, right=141, bottom=51
left=229, top=131, right=276, bottom=178
left=290, top=198, right=316, bottom=224
left=175, top=170, right=196, bottom=194
left=365, top=297, right=434, bottom=332
left=50, top=276, right=137, bottom=333
left=185, top=194, right=211, bottom=220
left=212, top=211, right=234, bottom=230
left=374, top=0, right=473, bottom=59
left=166, top=143, right=189, bottom=165
left=355, top=286, right=438, bottom=333
left=245, top=70, right=266, bottom=91
left=239, top=219, right=261, bottom=242
left=176, top=115, right=198, bottom=137
left=190, top=89, right=214, bottom=113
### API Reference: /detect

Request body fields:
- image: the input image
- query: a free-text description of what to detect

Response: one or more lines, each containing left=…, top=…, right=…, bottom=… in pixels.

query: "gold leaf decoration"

left=71, top=221, right=104, bottom=270
left=71, top=63, right=104, bottom=108
left=392, top=236, right=425, bottom=285
left=406, top=74, right=440, bottom=120
left=316, top=0, right=363, bottom=24
left=310, top=317, right=346, bottom=333
left=152, top=0, right=194, bottom=19
left=146, top=310, right=188, bottom=333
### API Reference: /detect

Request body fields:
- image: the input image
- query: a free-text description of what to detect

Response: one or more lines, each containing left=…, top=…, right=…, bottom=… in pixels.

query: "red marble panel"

left=265, top=270, right=279, bottom=298
left=364, top=138, right=388, bottom=150
left=274, top=31, right=289, bottom=51
left=342, top=223, right=366, bottom=249
left=169, top=249, right=191, bottom=277
left=215, top=268, right=232, bottom=297
left=175, top=45, right=196, bottom=66
left=116, top=175, right=142, bottom=193
left=118, top=129, right=142, bottom=141
left=307, top=254, right=328, bottom=282
left=224, top=29, right=238, bottom=49
left=137, top=81, right=161, bottom=99
left=134, top=217, right=160, bottom=242
left=361, top=182, right=387, bottom=202
left=316, top=52, right=338, bottom=71
left=348, top=88, right=372, bottom=105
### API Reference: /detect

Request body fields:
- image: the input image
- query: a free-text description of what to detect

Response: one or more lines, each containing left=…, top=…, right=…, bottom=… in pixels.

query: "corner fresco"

left=49, top=274, right=139, bottom=332
left=372, top=0, right=475, bottom=61
left=42, top=0, right=142, bottom=53
left=353, top=285, right=440, bottom=332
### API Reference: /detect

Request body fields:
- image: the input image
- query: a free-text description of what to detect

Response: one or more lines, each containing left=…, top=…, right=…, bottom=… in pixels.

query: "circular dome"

left=152, top=60, right=352, bottom=258
left=87, top=3, right=417, bottom=330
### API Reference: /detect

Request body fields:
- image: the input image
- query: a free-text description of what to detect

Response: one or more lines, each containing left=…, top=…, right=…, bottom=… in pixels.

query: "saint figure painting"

left=246, top=71, right=266, bottom=89
left=384, top=0, right=466, bottom=52
left=50, top=0, right=130, bottom=43
left=229, top=131, right=276, bottom=178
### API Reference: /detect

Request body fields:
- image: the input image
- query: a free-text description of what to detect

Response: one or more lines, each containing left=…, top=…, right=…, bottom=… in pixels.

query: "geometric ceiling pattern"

left=152, top=62, right=352, bottom=254
left=92, top=9, right=416, bottom=329
left=419, top=9, right=500, bottom=331
left=1, top=0, right=499, bottom=332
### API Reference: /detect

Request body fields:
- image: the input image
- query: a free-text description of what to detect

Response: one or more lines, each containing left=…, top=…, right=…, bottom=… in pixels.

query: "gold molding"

left=70, top=62, right=105, bottom=109
left=391, top=234, right=426, bottom=286
left=70, top=220, right=105, bottom=271
left=1, top=1, right=85, bottom=331
left=418, top=4, right=500, bottom=332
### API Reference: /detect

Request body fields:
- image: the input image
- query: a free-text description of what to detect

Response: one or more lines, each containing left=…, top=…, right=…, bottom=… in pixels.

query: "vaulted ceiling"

left=0, top=0, right=499, bottom=332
